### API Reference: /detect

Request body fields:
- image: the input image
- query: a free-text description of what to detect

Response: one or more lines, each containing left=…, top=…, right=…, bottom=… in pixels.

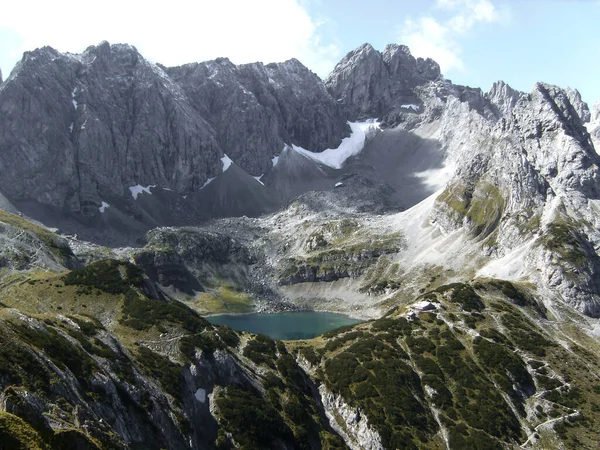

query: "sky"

left=1, top=0, right=599, bottom=104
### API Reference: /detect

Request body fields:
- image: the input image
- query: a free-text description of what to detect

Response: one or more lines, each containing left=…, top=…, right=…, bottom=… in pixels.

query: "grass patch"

left=0, top=411, right=48, bottom=450
left=437, top=181, right=504, bottom=237
left=541, top=217, right=587, bottom=266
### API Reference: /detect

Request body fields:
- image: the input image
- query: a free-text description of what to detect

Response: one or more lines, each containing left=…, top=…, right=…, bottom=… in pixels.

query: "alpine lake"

left=206, top=311, right=363, bottom=340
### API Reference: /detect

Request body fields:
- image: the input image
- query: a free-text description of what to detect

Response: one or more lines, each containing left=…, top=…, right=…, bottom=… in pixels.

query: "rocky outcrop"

left=426, top=77, right=600, bottom=316
left=486, top=80, right=523, bottom=118
left=0, top=211, right=78, bottom=272
left=325, top=43, right=440, bottom=121
left=565, top=87, right=591, bottom=123
left=133, top=227, right=254, bottom=295
left=587, top=100, right=600, bottom=149
left=318, top=384, right=383, bottom=450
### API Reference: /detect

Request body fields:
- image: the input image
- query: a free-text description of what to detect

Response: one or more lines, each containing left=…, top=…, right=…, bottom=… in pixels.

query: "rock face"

left=588, top=100, right=600, bottom=149
left=318, top=384, right=383, bottom=450
left=325, top=43, right=440, bottom=121
left=0, top=42, right=348, bottom=217
left=166, top=58, right=349, bottom=176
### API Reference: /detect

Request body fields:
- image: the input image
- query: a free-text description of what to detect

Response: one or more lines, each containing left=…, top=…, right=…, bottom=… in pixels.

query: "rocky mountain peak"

left=532, top=82, right=591, bottom=146
left=325, top=42, right=440, bottom=121
left=565, top=86, right=591, bottom=123
left=486, top=80, right=522, bottom=117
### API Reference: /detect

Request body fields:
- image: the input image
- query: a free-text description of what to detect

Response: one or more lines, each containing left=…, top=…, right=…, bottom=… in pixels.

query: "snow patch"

left=99, top=201, right=110, bottom=213
left=129, top=184, right=155, bottom=200
left=401, top=104, right=419, bottom=111
left=194, top=388, right=206, bottom=403
left=334, top=182, right=344, bottom=187
left=254, top=175, right=265, bottom=186
left=71, top=87, right=78, bottom=110
left=271, top=155, right=280, bottom=167
left=221, top=154, right=233, bottom=172
left=69, top=123, right=74, bottom=133
left=200, top=177, right=215, bottom=189
left=291, top=120, right=379, bottom=169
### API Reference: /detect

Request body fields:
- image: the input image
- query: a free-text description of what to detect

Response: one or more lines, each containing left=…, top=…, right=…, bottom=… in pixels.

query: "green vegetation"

left=64, top=260, right=144, bottom=294
left=243, top=334, right=277, bottom=367
left=135, top=347, right=182, bottom=400
left=0, top=411, right=48, bottom=450
left=187, top=284, right=253, bottom=315
left=435, top=283, right=485, bottom=311
left=437, top=181, right=505, bottom=237
left=214, top=385, right=293, bottom=449
left=323, top=333, right=436, bottom=449
left=120, top=289, right=209, bottom=332
left=9, top=321, right=97, bottom=386
left=1, top=242, right=599, bottom=450
left=541, top=217, right=588, bottom=266
left=280, top=218, right=404, bottom=285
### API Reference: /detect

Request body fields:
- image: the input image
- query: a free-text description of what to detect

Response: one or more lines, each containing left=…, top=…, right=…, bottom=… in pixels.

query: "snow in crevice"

left=99, top=201, right=110, bottom=213
left=129, top=184, right=156, bottom=200
left=71, top=87, right=78, bottom=110
left=271, top=155, right=280, bottom=167
left=335, top=182, right=344, bottom=187
left=195, top=388, right=206, bottom=403
left=291, top=120, right=380, bottom=169
left=254, top=175, right=265, bottom=186
left=81, top=118, right=88, bottom=130
left=200, top=177, right=215, bottom=189
left=401, top=104, right=419, bottom=111
left=221, top=154, right=233, bottom=172
left=69, top=123, right=74, bottom=133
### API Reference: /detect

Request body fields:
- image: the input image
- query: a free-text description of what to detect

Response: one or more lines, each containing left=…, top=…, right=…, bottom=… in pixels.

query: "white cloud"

left=0, top=0, right=339, bottom=77
left=400, top=0, right=499, bottom=73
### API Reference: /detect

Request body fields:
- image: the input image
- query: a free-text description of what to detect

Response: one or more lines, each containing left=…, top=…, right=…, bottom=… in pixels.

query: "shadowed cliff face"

left=0, top=42, right=349, bottom=216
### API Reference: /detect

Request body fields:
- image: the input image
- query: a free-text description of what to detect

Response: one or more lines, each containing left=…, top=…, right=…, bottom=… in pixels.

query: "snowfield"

left=292, top=120, right=380, bottom=169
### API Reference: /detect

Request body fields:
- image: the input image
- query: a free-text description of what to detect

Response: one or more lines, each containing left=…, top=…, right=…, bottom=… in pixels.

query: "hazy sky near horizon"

left=1, top=0, right=599, bottom=104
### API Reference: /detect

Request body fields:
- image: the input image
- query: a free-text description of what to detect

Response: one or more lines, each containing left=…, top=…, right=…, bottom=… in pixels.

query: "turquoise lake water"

left=206, top=311, right=362, bottom=340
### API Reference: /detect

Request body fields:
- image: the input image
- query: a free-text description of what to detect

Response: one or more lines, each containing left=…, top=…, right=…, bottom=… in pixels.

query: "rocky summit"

left=1, top=41, right=600, bottom=450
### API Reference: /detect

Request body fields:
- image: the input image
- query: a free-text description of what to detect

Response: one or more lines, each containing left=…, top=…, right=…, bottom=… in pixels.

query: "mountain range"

left=0, top=41, right=600, bottom=449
